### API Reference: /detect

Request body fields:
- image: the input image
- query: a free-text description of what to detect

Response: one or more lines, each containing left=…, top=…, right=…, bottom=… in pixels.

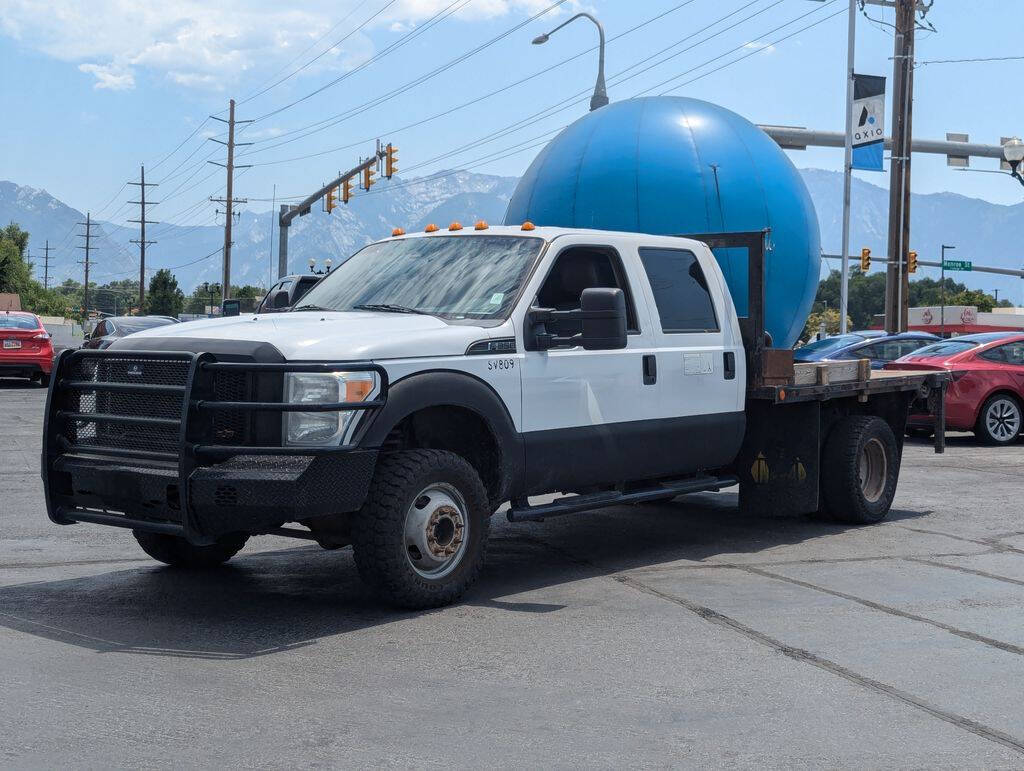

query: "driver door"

left=519, top=240, right=658, bottom=494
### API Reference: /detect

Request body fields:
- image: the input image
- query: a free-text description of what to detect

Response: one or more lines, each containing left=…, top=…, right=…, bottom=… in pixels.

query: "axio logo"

left=127, top=364, right=144, bottom=377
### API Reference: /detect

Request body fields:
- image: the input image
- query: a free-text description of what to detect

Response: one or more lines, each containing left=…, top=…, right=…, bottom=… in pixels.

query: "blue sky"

left=2, top=0, right=1022, bottom=233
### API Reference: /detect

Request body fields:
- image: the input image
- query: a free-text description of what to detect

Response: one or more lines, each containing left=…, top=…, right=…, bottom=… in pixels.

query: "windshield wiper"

left=292, top=304, right=335, bottom=312
left=352, top=303, right=428, bottom=315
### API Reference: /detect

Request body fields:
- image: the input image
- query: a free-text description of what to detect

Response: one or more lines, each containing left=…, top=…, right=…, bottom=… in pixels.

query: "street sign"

left=942, top=260, right=972, bottom=271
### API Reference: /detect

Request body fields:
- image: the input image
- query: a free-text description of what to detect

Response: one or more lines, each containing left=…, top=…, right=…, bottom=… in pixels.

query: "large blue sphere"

left=504, top=96, right=820, bottom=348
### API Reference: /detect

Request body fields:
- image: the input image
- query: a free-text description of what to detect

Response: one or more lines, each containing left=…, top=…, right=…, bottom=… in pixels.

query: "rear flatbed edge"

left=748, top=370, right=949, bottom=404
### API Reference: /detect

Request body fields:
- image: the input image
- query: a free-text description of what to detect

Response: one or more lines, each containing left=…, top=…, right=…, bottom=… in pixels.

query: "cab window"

left=637, top=248, right=718, bottom=333
left=535, top=246, right=639, bottom=335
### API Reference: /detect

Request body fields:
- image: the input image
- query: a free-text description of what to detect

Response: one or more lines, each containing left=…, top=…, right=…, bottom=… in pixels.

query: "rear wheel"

left=36, top=372, right=50, bottom=388
left=974, top=394, right=1021, bottom=446
left=905, top=426, right=933, bottom=439
left=351, top=449, right=490, bottom=609
left=820, top=416, right=899, bottom=524
left=133, top=531, right=248, bottom=567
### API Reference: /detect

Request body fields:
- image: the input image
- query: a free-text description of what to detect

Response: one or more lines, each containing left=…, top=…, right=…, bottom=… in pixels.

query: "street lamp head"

left=1003, top=137, right=1024, bottom=164
left=531, top=33, right=549, bottom=45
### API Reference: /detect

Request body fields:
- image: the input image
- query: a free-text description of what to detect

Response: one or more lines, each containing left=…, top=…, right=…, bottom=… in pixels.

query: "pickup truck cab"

left=41, top=225, right=946, bottom=608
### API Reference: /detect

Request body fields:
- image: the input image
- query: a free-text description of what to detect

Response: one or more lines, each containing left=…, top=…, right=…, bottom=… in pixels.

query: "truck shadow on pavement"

left=0, top=492, right=931, bottom=660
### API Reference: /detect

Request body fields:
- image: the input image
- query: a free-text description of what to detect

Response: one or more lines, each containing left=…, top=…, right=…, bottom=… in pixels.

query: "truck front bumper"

left=42, top=349, right=387, bottom=545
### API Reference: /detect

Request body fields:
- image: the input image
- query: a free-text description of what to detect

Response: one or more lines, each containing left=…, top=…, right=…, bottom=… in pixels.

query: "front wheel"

left=820, top=416, right=899, bottom=524
left=974, top=394, right=1022, bottom=446
left=351, top=449, right=490, bottom=609
left=133, top=531, right=248, bottom=567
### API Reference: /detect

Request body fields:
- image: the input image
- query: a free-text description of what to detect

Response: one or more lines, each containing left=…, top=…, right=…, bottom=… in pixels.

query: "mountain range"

left=2, top=168, right=1021, bottom=303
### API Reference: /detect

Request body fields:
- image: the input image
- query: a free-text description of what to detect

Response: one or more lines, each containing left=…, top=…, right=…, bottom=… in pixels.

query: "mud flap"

left=735, top=400, right=820, bottom=517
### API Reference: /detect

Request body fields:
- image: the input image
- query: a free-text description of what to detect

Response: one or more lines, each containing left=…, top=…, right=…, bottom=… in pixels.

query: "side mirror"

left=271, top=289, right=290, bottom=310
left=579, top=287, right=627, bottom=350
left=527, top=287, right=627, bottom=351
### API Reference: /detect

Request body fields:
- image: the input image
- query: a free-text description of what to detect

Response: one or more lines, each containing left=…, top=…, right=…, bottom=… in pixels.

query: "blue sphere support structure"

left=504, top=96, right=821, bottom=348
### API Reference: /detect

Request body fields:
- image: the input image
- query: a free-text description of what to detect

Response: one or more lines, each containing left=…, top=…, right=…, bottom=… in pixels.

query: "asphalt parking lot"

left=2, top=377, right=1023, bottom=768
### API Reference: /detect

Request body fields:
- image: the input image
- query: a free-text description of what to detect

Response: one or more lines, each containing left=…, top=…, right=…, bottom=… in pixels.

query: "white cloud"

left=78, top=62, right=135, bottom=90
left=0, top=0, right=575, bottom=92
left=742, top=41, right=776, bottom=53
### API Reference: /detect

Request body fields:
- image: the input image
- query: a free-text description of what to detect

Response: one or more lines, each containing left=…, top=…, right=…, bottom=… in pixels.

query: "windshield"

left=907, top=340, right=978, bottom=357
left=797, top=334, right=866, bottom=355
left=115, top=318, right=174, bottom=334
left=0, top=315, right=38, bottom=330
left=294, top=235, right=544, bottom=321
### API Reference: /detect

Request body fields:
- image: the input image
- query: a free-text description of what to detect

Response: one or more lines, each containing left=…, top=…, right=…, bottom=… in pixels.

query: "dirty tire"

left=820, top=416, right=899, bottom=525
left=37, top=372, right=51, bottom=388
left=905, top=426, right=933, bottom=439
left=974, top=393, right=1022, bottom=446
left=133, top=531, right=248, bottom=567
left=351, top=449, right=490, bottom=610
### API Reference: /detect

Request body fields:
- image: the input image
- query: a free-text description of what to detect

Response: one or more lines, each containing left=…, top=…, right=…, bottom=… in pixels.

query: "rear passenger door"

left=632, top=245, right=746, bottom=463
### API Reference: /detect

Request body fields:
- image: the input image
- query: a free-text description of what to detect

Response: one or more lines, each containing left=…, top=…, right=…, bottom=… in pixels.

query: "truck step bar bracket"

left=506, top=475, right=739, bottom=522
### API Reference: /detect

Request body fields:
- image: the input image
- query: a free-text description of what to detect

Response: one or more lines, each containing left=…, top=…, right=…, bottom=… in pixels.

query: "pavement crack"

left=903, top=557, right=1024, bottom=588
left=738, top=564, right=1024, bottom=658
left=613, top=573, right=1024, bottom=756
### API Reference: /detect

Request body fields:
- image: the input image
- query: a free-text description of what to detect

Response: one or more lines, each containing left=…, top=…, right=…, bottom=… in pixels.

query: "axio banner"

left=851, top=74, right=886, bottom=171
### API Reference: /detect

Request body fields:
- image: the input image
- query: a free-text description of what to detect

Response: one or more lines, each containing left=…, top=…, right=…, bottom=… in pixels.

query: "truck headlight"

left=283, top=371, right=377, bottom=446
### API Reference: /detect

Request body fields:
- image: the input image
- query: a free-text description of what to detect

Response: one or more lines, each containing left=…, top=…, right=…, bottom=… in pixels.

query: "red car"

left=886, top=332, right=1024, bottom=445
left=0, top=311, right=54, bottom=387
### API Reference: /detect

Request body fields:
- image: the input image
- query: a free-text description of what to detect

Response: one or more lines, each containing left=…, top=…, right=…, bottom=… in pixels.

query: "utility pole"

left=76, top=213, right=100, bottom=320
left=838, top=0, right=857, bottom=334
left=41, top=240, right=52, bottom=290
left=884, top=0, right=916, bottom=333
left=209, top=99, right=252, bottom=303
left=128, top=165, right=159, bottom=312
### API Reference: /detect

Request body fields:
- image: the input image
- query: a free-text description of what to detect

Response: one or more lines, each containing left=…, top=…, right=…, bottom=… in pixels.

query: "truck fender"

left=355, top=369, right=526, bottom=502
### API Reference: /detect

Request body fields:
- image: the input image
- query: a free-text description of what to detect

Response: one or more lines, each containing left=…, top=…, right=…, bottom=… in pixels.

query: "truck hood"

left=121, top=311, right=490, bottom=360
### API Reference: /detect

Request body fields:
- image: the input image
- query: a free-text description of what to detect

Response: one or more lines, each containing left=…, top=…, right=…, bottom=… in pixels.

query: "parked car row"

left=887, top=332, right=1024, bottom=445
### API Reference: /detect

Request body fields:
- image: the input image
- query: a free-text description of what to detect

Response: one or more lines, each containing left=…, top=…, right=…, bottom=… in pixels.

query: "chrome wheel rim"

left=858, top=438, right=887, bottom=503
left=986, top=398, right=1021, bottom=442
left=403, top=482, right=468, bottom=579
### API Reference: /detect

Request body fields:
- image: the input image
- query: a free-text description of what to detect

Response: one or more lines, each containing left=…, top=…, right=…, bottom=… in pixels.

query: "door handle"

left=724, top=351, right=736, bottom=380
left=643, top=354, right=657, bottom=385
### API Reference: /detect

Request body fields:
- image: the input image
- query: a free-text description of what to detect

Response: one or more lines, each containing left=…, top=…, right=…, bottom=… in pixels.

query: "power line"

left=242, top=0, right=576, bottom=156
left=916, top=55, right=1024, bottom=66
left=238, top=0, right=389, bottom=106
left=251, top=0, right=472, bottom=122
left=237, top=0, right=770, bottom=166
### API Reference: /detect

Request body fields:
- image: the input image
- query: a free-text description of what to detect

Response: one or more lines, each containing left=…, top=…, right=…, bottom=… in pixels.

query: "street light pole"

left=941, top=244, right=954, bottom=337
left=532, top=12, right=608, bottom=111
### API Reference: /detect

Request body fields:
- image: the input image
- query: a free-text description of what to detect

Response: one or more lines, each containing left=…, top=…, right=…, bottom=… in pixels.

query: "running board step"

left=506, top=475, right=738, bottom=523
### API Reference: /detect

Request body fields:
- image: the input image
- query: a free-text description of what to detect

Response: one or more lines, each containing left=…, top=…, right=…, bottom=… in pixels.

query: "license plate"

left=2, top=339, right=21, bottom=349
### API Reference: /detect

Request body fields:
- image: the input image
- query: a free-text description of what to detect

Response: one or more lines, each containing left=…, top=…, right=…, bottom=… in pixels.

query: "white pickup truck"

left=41, top=225, right=947, bottom=608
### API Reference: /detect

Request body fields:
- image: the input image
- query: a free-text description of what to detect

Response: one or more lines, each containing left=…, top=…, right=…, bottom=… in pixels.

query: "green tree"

left=802, top=308, right=852, bottom=343
left=145, top=269, right=185, bottom=317
left=0, top=223, right=69, bottom=316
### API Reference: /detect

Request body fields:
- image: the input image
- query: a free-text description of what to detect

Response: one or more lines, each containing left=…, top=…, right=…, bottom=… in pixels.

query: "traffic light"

left=342, top=178, right=353, bottom=204
left=860, top=247, right=871, bottom=272
left=908, top=250, right=918, bottom=273
left=362, top=165, right=376, bottom=191
left=385, top=144, right=398, bottom=179
left=325, top=186, right=337, bottom=213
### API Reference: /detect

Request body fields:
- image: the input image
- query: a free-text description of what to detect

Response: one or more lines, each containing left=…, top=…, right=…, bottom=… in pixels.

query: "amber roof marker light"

left=449, top=222, right=463, bottom=231
left=424, top=224, right=439, bottom=233
left=392, top=227, right=405, bottom=237
left=474, top=220, right=489, bottom=230
left=521, top=221, right=536, bottom=231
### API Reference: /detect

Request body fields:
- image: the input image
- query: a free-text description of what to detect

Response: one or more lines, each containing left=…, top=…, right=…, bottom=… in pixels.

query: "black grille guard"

left=42, top=348, right=389, bottom=544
